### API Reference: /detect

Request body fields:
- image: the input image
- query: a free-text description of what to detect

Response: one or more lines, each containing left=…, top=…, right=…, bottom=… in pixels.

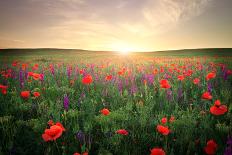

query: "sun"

left=110, top=42, right=137, bottom=54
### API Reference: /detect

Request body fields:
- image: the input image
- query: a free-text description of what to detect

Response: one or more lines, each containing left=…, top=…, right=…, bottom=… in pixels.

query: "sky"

left=0, top=0, right=232, bottom=51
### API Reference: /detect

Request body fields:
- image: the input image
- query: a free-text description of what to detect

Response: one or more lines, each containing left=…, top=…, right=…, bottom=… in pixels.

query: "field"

left=0, top=48, right=232, bottom=155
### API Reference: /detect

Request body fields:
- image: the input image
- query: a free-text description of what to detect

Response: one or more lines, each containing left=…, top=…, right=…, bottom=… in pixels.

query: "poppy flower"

left=82, top=75, right=93, bottom=85
left=1, top=89, right=7, bottom=95
left=161, top=117, right=167, bottom=124
left=42, top=122, right=65, bottom=142
left=169, top=116, right=175, bottom=123
left=0, top=84, right=7, bottom=89
left=150, top=147, right=166, bottom=155
left=100, top=108, right=110, bottom=116
left=157, top=125, right=170, bottom=136
left=32, top=73, right=41, bottom=80
left=105, top=75, right=112, bottom=81
left=177, top=75, right=185, bottom=81
left=33, top=92, right=40, bottom=98
left=116, top=129, right=128, bottom=135
left=202, top=92, right=212, bottom=100
left=21, top=91, right=30, bottom=99
left=160, top=79, right=171, bottom=89
left=206, top=72, right=216, bottom=81
left=204, top=139, right=217, bottom=155
left=73, top=153, right=81, bottom=155
left=210, top=100, right=227, bottom=116
left=193, top=78, right=200, bottom=85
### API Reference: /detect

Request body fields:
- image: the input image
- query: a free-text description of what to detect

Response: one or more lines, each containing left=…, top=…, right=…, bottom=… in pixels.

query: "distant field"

left=0, top=48, right=232, bottom=57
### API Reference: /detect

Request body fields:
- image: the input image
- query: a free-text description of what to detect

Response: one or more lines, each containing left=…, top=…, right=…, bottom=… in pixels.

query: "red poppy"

left=116, top=129, right=128, bottom=135
left=210, top=100, right=227, bottom=116
left=204, top=139, right=217, bottom=155
left=82, top=75, right=93, bottom=85
left=206, top=72, right=216, bottom=81
left=105, top=75, right=112, bottom=81
left=202, top=92, right=212, bottom=100
left=169, top=116, right=175, bottom=123
left=28, top=72, right=34, bottom=77
left=150, top=147, right=166, bottom=155
left=0, top=84, right=7, bottom=89
left=100, top=108, right=110, bottom=116
left=42, top=122, right=65, bottom=142
left=161, top=117, right=167, bottom=124
left=193, top=78, right=200, bottom=85
left=177, top=75, right=185, bottom=81
left=32, top=73, right=41, bottom=80
left=73, top=153, right=81, bottom=155
left=160, top=79, right=171, bottom=89
left=157, top=125, right=170, bottom=136
left=33, top=92, right=40, bottom=98
left=21, top=91, right=30, bottom=99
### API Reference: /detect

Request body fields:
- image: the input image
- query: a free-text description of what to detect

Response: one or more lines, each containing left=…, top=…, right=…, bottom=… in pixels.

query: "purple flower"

left=76, top=130, right=85, bottom=144
left=63, top=94, right=69, bottom=111
left=207, top=83, right=213, bottom=93
left=224, top=136, right=232, bottom=155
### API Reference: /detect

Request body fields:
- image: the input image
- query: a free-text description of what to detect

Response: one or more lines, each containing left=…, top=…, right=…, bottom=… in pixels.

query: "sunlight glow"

left=110, top=42, right=144, bottom=54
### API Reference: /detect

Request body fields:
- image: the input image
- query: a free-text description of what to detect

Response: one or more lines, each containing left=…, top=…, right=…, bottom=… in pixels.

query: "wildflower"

left=33, top=92, right=40, bottom=98
left=116, top=129, right=128, bottom=135
left=157, top=125, right=170, bottom=136
left=42, top=122, right=65, bottom=142
left=193, top=78, right=200, bottom=85
left=177, top=75, right=185, bottom=81
left=161, top=117, right=167, bottom=124
left=202, top=92, right=212, bottom=100
left=100, top=108, right=110, bottom=116
left=210, top=100, right=227, bottom=116
left=150, top=147, right=166, bottom=155
left=32, top=73, right=41, bottom=80
left=105, top=75, right=112, bottom=81
left=169, top=116, right=175, bottom=123
left=82, top=75, right=93, bottom=85
left=206, top=72, right=216, bottom=81
left=21, top=91, right=30, bottom=99
left=64, top=94, right=69, bottom=111
left=204, top=139, right=217, bottom=155
left=160, top=79, right=171, bottom=89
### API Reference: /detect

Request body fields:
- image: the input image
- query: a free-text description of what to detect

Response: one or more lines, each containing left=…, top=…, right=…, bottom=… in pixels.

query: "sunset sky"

left=0, top=0, right=232, bottom=51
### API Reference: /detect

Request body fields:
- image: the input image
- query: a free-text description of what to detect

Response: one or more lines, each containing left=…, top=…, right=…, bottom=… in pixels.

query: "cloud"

left=142, top=0, right=213, bottom=29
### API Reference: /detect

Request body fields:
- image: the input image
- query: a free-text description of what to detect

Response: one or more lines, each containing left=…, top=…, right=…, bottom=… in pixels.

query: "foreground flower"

left=42, top=122, right=65, bottom=142
left=202, top=92, right=212, bottom=100
left=206, top=72, right=216, bottom=81
left=160, top=79, right=171, bottom=89
left=21, top=91, right=30, bottom=99
left=100, top=108, right=110, bottom=116
left=150, top=147, right=166, bottom=155
left=116, top=129, right=128, bottom=135
left=204, top=139, right=217, bottom=155
left=32, top=73, right=41, bottom=80
left=210, top=100, right=227, bottom=115
left=82, top=75, right=93, bottom=85
left=157, top=125, right=170, bottom=136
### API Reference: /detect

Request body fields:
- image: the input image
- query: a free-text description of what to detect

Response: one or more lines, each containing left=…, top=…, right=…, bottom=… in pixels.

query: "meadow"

left=0, top=49, right=232, bottom=155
